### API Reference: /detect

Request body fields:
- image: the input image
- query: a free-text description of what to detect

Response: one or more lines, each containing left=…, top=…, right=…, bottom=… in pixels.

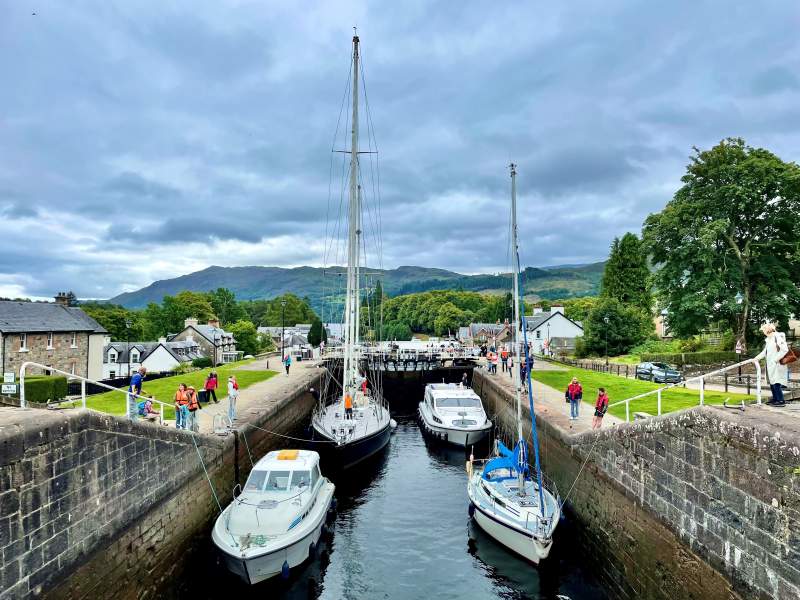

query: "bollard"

left=700, top=378, right=705, bottom=406
left=747, top=375, right=751, bottom=395
left=657, top=389, right=662, bottom=416
left=81, top=379, right=87, bottom=409
left=724, top=372, right=728, bottom=393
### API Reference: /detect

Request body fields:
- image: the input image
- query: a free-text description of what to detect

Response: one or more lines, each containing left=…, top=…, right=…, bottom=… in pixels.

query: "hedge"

left=13, top=376, right=68, bottom=403
left=641, top=351, right=746, bottom=367
left=192, top=357, right=213, bottom=368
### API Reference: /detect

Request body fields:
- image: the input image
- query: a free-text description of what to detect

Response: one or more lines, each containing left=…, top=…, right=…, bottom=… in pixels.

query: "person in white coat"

left=755, top=323, right=789, bottom=406
left=227, top=375, right=240, bottom=424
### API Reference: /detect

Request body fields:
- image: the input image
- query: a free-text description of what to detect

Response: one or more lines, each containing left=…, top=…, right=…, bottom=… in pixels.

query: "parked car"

left=635, top=362, right=682, bottom=384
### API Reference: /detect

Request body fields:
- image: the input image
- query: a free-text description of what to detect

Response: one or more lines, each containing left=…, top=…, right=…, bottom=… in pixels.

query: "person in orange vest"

left=500, top=348, right=509, bottom=372
left=344, top=393, right=354, bottom=419
left=174, top=383, right=189, bottom=430
left=186, top=385, right=202, bottom=432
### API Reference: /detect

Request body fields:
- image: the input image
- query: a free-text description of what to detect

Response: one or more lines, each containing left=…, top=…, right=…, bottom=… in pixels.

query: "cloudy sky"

left=2, top=1, right=800, bottom=300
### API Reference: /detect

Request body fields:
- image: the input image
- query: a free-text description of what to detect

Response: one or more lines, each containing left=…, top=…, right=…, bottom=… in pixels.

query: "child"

left=593, top=387, right=609, bottom=429
left=174, top=383, right=189, bottom=430
left=137, top=395, right=160, bottom=422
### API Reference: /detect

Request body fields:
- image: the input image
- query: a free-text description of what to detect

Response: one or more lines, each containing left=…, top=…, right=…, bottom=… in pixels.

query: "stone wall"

left=473, top=369, right=800, bottom=600
left=0, top=372, right=320, bottom=600
left=2, top=332, right=90, bottom=378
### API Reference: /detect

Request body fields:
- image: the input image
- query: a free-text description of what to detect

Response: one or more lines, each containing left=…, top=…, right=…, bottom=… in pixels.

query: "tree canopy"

left=642, top=138, right=800, bottom=349
left=600, top=233, right=652, bottom=313
left=578, top=297, right=652, bottom=357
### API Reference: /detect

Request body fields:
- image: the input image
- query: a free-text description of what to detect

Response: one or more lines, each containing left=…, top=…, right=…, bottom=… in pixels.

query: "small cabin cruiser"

left=418, top=383, right=492, bottom=447
left=212, top=449, right=335, bottom=584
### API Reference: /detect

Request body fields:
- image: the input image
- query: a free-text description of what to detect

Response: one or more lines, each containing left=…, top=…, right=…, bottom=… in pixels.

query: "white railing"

left=608, top=358, right=763, bottom=422
left=18, top=361, right=212, bottom=430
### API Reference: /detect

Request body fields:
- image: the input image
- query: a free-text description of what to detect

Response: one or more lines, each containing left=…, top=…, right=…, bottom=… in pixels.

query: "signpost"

left=1, top=383, right=18, bottom=395
left=3, top=372, right=14, bottom=384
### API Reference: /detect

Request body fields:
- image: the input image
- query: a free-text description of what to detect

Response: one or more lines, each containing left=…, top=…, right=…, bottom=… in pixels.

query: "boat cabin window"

left=435, top=396, right=481, bottom=408
left=290, top=470, right=311, bottom=491
left=244, top=470, right=268, bottom=491
left=311, top=465, right=321, bottom=488
left=266, top=470, right=291, bottom=491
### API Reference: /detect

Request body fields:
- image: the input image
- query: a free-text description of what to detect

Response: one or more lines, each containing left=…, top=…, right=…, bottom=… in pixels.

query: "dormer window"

left=130, top=350, right=140, bottom=363
left=109, top=350, right=117, bottom=364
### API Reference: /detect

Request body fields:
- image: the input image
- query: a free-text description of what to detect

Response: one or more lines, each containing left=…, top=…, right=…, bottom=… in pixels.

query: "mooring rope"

left=240, top=429, right=255, bottom=467
left=242, top=422, right=337, bottom=444
left=191, top=432, right=223, bottom=513
left=559, top=432, right=604, bottom=510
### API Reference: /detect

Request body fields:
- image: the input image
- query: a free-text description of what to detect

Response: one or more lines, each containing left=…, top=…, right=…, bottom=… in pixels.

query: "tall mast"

left=510, top=163, right=525, bottom=494
left=343, top=33, right=361, bottom=404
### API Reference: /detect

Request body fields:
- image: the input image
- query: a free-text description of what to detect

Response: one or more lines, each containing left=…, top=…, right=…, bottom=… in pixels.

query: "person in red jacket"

left=593, top=387, right=609, bottom=429
left=564, top=377, right=582, bottom=421
left=204, top=371, right=219, bottom=404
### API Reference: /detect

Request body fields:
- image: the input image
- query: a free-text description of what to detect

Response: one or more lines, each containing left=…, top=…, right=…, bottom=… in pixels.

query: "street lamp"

left=281, top=300, right=287, bottom=363
left=546, top=322, right=551, bottom=357
left=124, top=319, right=132, bottom=378
left=735, top=292, right=744, bottom=380
left=603, top=315, right=610, bottom=367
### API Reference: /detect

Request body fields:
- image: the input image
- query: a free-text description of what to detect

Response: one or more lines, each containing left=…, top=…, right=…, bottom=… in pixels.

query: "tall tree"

left=229, top=320, right=260, bottom=356
left=600, top=233, right=652, bottom=313
left=207, top=288, right=246, bottom=325
left=643, top=138, right=800, bottom=349
left=81, top=303, right=144, bottom=341
left=579, top=297, right=652, bottom=357
left=308, top=318, right=327, bottom=347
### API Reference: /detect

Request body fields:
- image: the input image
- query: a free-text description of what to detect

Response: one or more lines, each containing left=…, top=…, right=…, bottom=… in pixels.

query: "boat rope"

left=240, top=429, right=255, bottom=467
left=241, top=422, right=337, bottom=444
left=559, top=432, right=603, bottom=510
left=191, top=432, right=223, bottom=513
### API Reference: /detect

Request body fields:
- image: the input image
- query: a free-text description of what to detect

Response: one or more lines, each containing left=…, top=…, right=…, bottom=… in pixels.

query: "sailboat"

left=311, top=32, right=392, bottom=468
left=467, top=164, right=561, bottom=563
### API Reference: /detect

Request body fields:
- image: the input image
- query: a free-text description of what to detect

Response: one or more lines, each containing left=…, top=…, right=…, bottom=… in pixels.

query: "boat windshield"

left=266, top=471, right=291, bottom=491
left=244, top=470, right=267, bottom=491
left=290, top=470, right=311, bottom=491
left=436, top=397, right=481, bottom=408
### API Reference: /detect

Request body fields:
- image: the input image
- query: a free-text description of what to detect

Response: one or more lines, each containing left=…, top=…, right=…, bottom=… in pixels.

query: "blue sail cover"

left=482, top=440, right=529, bottom=480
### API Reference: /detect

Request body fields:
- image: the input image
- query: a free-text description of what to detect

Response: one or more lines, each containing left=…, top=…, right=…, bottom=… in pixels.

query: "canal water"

left=190, top=401, right=608, bottom=599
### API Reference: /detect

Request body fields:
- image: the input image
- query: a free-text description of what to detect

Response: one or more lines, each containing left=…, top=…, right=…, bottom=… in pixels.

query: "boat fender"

left=390, top=419, right=397, bottom=429
left=281, top=560, right=290, bottom=580
left=309, top=541, right=317, bottom=557
left=468, top=503, right=475, bottom=517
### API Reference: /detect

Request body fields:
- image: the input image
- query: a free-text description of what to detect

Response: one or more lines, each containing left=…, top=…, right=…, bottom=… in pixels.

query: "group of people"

left=564, top=377, right=608, bottom=429
left=127, top=366, right=240, bottom=431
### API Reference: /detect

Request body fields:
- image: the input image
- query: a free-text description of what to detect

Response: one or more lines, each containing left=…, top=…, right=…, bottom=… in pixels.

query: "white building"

left=524, top=305, right=584, bottom=355
left=102, top=339, right=203, bottom=379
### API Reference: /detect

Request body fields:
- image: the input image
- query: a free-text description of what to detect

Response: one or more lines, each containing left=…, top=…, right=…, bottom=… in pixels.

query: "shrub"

left=15, top=376, right=68, bottom=403
left=678, top=337, right=707, bottom=352
left=640, top=351, right=743, bottom=367
left=192, top=357, right=212, bottom=368
left=628, top=338, right=684, bottom=356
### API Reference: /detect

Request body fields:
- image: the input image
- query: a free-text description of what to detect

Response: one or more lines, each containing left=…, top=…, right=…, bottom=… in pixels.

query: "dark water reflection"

left=188, top=410, right=607, bottom=600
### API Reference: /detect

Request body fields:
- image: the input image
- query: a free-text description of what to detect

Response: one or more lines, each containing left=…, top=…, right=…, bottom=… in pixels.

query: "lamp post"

left=125, top=319, right=132, bottom=378
left=735, top=292, right=744, bottom=381
left=281, top=300, right=287, bottom=364
left=603, top=315, right=610, bottom=367
left=546, top=322, right=551, bottom=357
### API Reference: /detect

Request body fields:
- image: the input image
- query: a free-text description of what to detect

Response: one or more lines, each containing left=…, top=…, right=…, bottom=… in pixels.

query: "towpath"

left=478, top=358, right=623, bottom=435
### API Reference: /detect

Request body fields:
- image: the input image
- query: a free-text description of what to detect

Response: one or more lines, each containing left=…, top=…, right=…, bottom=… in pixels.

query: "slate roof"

left=468, top=323, right=508, bottom=336
left=0, top=301, right=105, bottom=333
left=192, top=324, right=236, bottom=344
left=103, top=340, right=204, bottom=364
left=524, top=311, right=584, bottom=332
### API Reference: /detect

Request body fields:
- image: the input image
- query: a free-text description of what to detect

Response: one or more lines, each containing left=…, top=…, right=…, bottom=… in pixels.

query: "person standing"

left=344, top=393, right=354, bottom=419
left=227, top=375, right=239, bottom=424
left=507, top=354, right=514, bottom=379
left=565, top=377, right=583, bottom=421
left=756, top=323, right=790, bottom=406
left=174, top=383, right=189, bottom=430
left=128, top=366, right=147, bottom=421
left=500, top=348, right=509, bottom=373
left=461, top=372, right=468, bottom=388
left=284, top=354, right=292, bottom=376
left=186, top=386, right=202, bottom=432
left=592, top=388, right=609, bottom=429
left=204, top=372, right=219, bottom=404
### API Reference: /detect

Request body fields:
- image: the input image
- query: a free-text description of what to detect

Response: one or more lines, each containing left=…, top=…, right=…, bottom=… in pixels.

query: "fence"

left=66, top=370, right=179, bottom=397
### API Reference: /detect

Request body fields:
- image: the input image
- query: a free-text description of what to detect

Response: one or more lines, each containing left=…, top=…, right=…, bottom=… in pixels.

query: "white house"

left=524, top=305, right=584, bottom=355
left=103, top=339, right=203, bottom=378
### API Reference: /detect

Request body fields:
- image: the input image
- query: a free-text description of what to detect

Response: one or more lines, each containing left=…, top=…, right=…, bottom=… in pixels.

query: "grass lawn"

left=532, top=366, right=754, bottom=420
left=63, top=360, right=277, bottom=419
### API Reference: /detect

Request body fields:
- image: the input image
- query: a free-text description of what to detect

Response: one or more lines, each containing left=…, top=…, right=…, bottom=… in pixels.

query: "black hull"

left=315, top=422, right=392, bottom=470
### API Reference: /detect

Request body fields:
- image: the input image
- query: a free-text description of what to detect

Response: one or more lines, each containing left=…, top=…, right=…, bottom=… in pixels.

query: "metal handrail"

left=607, top=357, right=763, bottom=422
left=19, top=361, right=211, bottom=429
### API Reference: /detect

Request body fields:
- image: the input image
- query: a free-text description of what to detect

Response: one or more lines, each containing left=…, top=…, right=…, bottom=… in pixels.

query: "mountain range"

left=109, top=263, right=604, bottom=312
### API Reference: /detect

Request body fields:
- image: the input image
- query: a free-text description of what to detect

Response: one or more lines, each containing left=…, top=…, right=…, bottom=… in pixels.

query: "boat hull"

left=418, top=407, right=492, bottom=447
left=313, top=420, right=391, bottom=469
left=469, top=500, right=552, bottom=564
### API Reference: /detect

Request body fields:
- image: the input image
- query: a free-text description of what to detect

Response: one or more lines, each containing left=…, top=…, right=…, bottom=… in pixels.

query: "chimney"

left=207, top=318, right=220, bottom=329
left=54, top=292, right=69, bottom=306
left=533, top=307, right=543, bottom=315
left=551, top=305, right=564, bottom=315
left=184, top=318, right=199, bottom=328
left=158, top=337, right=167, bottom=343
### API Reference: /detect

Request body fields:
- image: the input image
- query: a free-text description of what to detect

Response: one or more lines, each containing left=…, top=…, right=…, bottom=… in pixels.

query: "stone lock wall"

left=0, top=372, right=321, bottom=600
left=473, top=369, right=800, bottom=600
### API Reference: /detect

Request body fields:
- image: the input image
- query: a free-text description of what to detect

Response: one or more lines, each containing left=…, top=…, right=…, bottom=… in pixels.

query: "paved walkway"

left=479, top=358, right=623, bottom=435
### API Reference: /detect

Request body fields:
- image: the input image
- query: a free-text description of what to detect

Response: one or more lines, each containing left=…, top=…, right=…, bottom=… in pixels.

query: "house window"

left=109, top=351, right=117, bottom=364
left=19, top=333, right=28, bottom=351
left=47, top=332, right=54, bottom=349
left=109, top=371, right=116, bottom=379
left=536, top=331, right=541, bottom=339
left=130, top=350, right=140, bottom=363
left=70, top=363, right=76, bottom=375
left=71, top=332, right=77, bottom=348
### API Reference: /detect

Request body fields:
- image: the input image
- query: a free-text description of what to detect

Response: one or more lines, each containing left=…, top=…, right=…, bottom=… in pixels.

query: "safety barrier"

left=19, top=361, right=214, bottom=431
left=607, top=358, right=763, bottom=422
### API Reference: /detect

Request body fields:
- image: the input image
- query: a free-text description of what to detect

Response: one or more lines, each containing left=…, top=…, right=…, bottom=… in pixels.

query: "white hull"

left=470, top=500, right=552, bottom=564
left=418, top=404, right=492, bottom=447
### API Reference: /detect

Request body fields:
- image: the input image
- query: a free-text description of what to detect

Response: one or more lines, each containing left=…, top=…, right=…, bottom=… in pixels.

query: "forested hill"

left=109, top=263, right=604, bottom=312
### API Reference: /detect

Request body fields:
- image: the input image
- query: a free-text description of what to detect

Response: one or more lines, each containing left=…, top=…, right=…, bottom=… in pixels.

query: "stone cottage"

left=170, top=318, right=240, bottom=365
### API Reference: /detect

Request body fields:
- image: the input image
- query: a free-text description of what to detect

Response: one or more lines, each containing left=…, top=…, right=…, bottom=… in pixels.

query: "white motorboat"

left=418, top=383, right=492, bottom=447
left=312, top=31, right=392, bottom=467
left=467, top=164, right=561, bottom=563
left=212, top=449, right=335, bottom=584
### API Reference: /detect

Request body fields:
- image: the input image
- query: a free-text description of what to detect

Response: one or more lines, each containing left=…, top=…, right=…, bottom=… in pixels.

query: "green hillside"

left=109, top=262, right=604, bottom=314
